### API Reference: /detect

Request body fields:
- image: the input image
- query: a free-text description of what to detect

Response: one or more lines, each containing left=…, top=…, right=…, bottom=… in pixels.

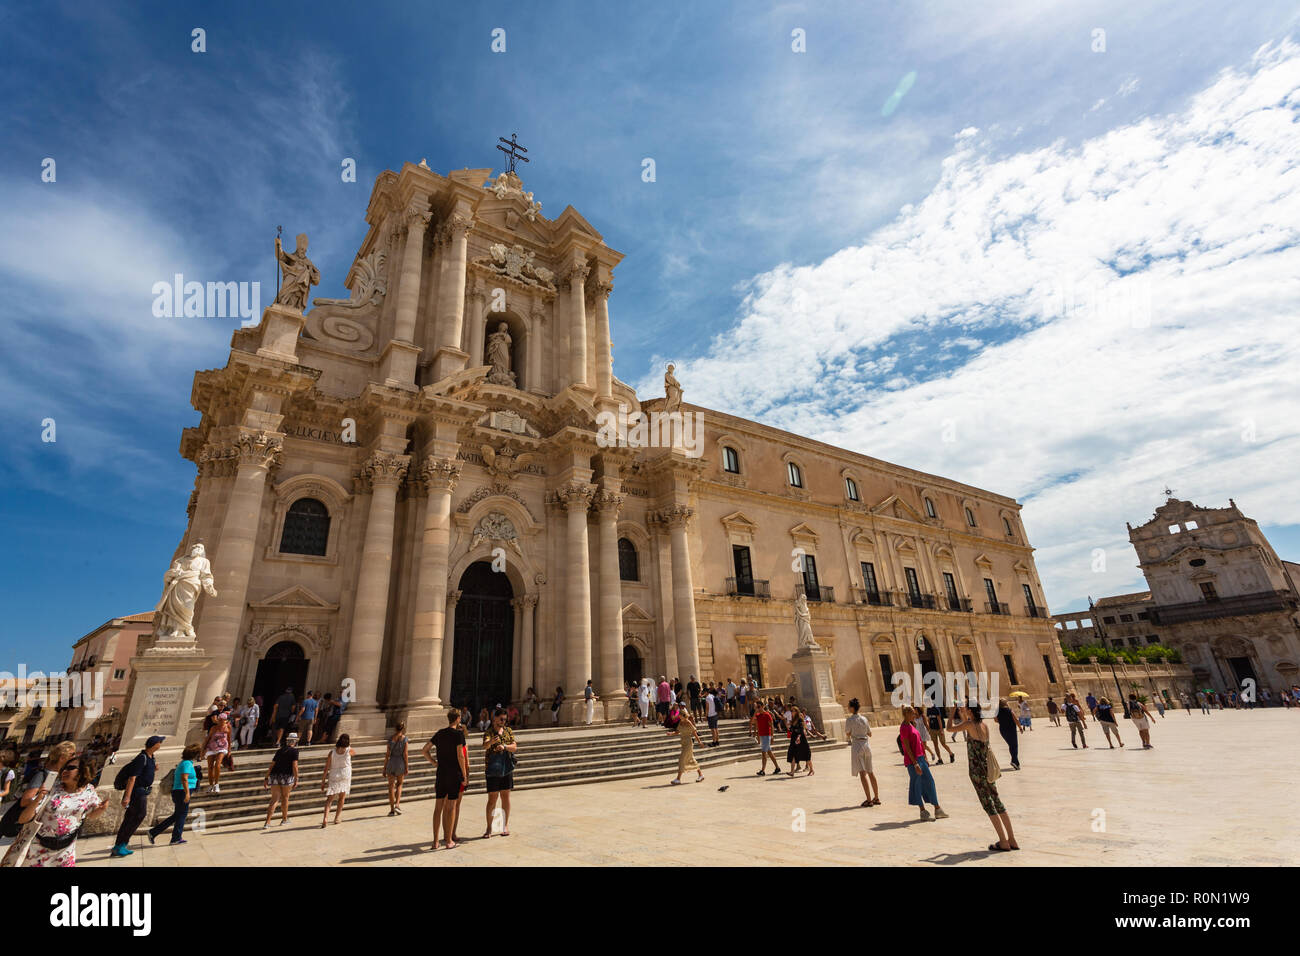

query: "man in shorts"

left=749, top=700, right=782, bottom=775
left=704, top=689, right=721, bottom=747
left=656, top=676, right=672, bottom=724
left=271, top=686, right=297, bottom=746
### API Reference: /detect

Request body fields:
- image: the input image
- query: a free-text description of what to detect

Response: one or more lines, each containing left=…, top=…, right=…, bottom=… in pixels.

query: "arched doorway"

left=251, top=640, right=309, bottom=741
left=623, top=645, right=643, bottom=685
left=450, top=561, right=515, bottom=716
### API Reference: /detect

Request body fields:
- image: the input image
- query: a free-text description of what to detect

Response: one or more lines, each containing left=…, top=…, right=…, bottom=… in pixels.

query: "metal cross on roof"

left=496, top=133, right=530, bottom=174
left=1163, top=486, right=1176, bottom=498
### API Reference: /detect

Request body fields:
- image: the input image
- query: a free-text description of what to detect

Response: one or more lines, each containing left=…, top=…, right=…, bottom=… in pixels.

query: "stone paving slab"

left=78, top=709, right=1299, bottom=866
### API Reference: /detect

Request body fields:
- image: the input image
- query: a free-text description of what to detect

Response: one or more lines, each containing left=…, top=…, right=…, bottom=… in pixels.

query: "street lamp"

left=1089, top=596, right=1130, bottom=718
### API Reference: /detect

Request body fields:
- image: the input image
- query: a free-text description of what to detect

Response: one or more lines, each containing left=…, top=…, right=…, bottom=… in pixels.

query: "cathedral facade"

left=169, top=161, right=1067, bottom=736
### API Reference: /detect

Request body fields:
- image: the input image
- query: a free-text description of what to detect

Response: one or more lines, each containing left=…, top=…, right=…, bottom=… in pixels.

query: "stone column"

left=528, top=303, right=546, bottom=394
left=559, top=482, right=596, bottom=701
left=519, top=593, right=537, bottom=700
left=563, top=262, right=589, bottom=388
left=193, top=431, right=281, bottom=708
left=404, top=456, right=461, bottom=732
left=381, top=203, right=431, bottom=387
left=510, top=599, right=524, bottom=700
left=431, top=214, right=474, bottom=380
left=592, top=280, right=614, bottom=401
left=596, top=490, right=625, bottom=700
left=663, top=507, right=700, bottom=681
left=340, top=451, right=410, bottom=735
left=438, top=590, right=461, bottom=705
left=466, top=282, right=487, bottom=367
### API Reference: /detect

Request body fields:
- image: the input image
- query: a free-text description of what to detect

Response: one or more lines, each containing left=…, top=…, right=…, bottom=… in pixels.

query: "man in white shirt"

left=726, top=680, right=738, bottom=717
left=704, top=691, right=721, bottom=747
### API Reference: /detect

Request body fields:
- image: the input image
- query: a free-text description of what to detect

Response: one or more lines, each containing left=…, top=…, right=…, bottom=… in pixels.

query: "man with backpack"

left=109, top=735, right=165, bottom=858
left=1064, top=694, right=1088, bottom=749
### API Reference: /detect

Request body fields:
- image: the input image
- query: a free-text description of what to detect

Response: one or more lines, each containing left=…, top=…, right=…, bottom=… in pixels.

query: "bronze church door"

left=450, top=561, right=515, bottom=715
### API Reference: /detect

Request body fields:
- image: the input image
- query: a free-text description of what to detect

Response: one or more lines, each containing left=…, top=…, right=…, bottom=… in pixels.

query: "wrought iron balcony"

left=1025, top=604, right=1048, bottom=619
left=1151, top=589, right=1297, bottom=625
left=852, top=587, right=893, bottom=607
left=985, top=602, right=1010, bottom=615
left=946, top=596, right=972, bottom=612
left=796, top=583, right=835, bottom=604
left=904, top=592, right=937, bottom=610
left=725, top=577, right=771, bottom=599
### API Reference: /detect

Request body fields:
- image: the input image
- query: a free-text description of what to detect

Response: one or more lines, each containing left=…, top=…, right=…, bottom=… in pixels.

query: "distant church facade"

left=167, top=159, right=1067, bottom=735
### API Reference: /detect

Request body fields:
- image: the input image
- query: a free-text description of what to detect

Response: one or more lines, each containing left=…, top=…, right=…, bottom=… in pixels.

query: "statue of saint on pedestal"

left=486, top=322, right=517, bottom=386
left=664, top=363, right=683, bottom=410
left=153, top=544, right=217, bottom=642
left=274, top=232, right=321, bottom=312
left=794, top=593, right=820, bottom=650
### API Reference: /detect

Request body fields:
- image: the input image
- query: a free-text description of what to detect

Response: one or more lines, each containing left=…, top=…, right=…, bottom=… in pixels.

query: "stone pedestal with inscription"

left=789, top=645, right=847, bottom=742
left=87, top=641, right=212, bottom=835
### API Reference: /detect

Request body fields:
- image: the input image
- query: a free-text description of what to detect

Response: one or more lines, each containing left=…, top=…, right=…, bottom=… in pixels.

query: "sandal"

left=988, top=843, right=1011, bottom=852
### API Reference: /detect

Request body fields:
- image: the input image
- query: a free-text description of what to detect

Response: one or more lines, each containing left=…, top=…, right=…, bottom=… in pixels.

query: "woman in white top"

left=638, top=679, right=652, bottom=727
left=319, top=733, right=355, bottom=828
left=241, top=698, right=260, bottom=748
left=845, top=698, right=879, bottom=807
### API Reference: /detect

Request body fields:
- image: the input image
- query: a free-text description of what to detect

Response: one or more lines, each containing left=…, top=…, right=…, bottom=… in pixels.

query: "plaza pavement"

left=80, top=708, right=1298, bottom=866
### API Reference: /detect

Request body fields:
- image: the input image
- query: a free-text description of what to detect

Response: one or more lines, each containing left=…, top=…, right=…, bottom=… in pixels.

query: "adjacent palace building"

left=162, top=160, right=1066, bottom=736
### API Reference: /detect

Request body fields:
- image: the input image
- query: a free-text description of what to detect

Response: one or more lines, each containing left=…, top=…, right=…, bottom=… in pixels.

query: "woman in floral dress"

left=15, top=759, right=108, bottom=867
left=947, top=703, right=1020, bottom=852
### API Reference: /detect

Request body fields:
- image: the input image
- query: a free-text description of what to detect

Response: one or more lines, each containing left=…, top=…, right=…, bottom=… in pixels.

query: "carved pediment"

left=973, top=552, right=994, bottom=568
left=789, top=522, right=820, bottom=545
left=872, top=494, right=925, bottom=523
left=249, top=585, right=339, bottom=613
left=622, top=602, right=655, bottom=623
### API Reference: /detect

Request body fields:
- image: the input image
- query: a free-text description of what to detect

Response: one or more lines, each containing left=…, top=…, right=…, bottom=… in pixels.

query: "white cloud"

left=637, top=40, right=1300, bottom=612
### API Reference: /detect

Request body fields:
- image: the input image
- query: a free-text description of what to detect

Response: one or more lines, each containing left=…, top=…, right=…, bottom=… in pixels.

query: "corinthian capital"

left=360, top=451, right=411, bottom=489
left=595, top=490, right=624, bottom=517
left=658, top=505, right=694, bottom=529
left=447, top=213, right=475, bottom=240
left=233, top=431, right=283, bottom=470
left=590, top=280, right=613, bottom=301
left=420, top=455, right=462, bottom=493
left=404, top=201, right=433, bottom=231
left=555, top=482, right=596, bottom=512
left=560, top=262, right=589, bottom=291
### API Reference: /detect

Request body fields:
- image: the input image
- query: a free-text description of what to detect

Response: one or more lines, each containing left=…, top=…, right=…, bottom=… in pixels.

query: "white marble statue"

left=153, top=544, right=217, bottom=642
left=664, top=363, right=683, bottom=410
left=486, top=322, right=516, bottom=386
left=794, top=593, right=820, bottom=649
left=274, top=232, right=321, bottom=312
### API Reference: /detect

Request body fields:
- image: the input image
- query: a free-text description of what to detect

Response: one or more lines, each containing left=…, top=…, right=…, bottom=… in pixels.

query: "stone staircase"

left=178, top=719, right=844, bottom=829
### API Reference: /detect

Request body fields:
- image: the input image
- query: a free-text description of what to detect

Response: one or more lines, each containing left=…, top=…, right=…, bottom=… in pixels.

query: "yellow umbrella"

left=1008, top=691, right=1030, bottom=698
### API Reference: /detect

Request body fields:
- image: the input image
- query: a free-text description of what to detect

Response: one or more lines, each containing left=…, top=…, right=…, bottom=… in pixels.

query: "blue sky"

left=3, top=0, right=1299, bottom=669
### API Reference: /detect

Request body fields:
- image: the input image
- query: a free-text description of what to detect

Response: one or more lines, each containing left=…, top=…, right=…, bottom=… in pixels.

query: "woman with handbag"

left=12, top=758, right=108, bottom=867
left=383, top=724, right=409, bottom=816
left=947, top=703, right=1020, bottom=852
left=482, top=709, right=517, bottom=837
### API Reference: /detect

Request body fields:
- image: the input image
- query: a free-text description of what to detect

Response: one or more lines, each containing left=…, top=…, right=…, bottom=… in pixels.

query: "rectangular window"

left=879, top=654, right=894, bottom=695
left=1137, top=611, right=1150, bottom=620
left=1103, top=616, right=1117, bottom=625
left=1022, top=583, right=1037, bottom=611
left=112, top=668, right=126, bottom=680
left=904, top=567, right=921, bottom=600
left=723, top=447, right=740, bottom=474
left=745, top=654, right=763, bottom=686
left=860, top=561, right=879, bottom=600
left=787, top=462, right=803, bottom=488
left=1003, top=653, right=1019, bottom=685
left=943, top=571, right=960, bottom=608
left=1119, top=613, right=1133, bottom=622
left=1145, top=635, right=1159, bottom=644
left=801, top=554, right=820, bottom=600
left=1041, top=654, right=1057, bottom=684
left=1199, top=581, right=1219, bottom=601
left=984, top=577, right=999, bottom=608
left=732, top=545, right=754, bottom=595
left=1128, top=638, right=1140, bottom=647
left=962, top=653, right=975, bottom=674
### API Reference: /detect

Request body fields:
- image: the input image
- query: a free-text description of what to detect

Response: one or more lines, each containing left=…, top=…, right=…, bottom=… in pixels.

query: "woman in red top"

left=900, top=706, right=947, bottom=822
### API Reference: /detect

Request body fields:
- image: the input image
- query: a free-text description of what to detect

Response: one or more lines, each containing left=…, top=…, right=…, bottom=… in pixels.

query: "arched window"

left=845, top=477, right=859, bottom=501
left=618, top=537, right=639, bottom=582
left=722, top=446, right=741, bottom=474
left=279, top=498, right=330, bottom=556
left=924, top=497, right=936, bottom=518
left=965, top=506, right=977, bottom=527
left=787, top=461, right=803, bottom=488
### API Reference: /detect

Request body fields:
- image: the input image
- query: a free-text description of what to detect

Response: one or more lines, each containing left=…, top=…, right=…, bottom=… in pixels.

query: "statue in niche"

left=794, top=593, right=820, bottom=650
left=664, top=363, right=683, bottom=410
left=274, top=232, right=321, bottom=312
left=153, top=544, right=218, bottom=642
left=486, top=322, right=517, bottom=386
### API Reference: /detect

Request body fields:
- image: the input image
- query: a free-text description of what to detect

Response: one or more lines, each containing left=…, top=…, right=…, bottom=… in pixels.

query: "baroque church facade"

left=169, top=160, right=1067, bottom=736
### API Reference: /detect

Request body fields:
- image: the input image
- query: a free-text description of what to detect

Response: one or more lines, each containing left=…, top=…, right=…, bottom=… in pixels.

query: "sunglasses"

left=61, top=765, right=79, bottom=773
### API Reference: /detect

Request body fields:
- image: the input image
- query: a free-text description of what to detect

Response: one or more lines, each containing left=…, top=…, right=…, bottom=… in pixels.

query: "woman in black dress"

left=995, top=698, right=1020, bottom=770
left=786, top=706, right=814, bottom=776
